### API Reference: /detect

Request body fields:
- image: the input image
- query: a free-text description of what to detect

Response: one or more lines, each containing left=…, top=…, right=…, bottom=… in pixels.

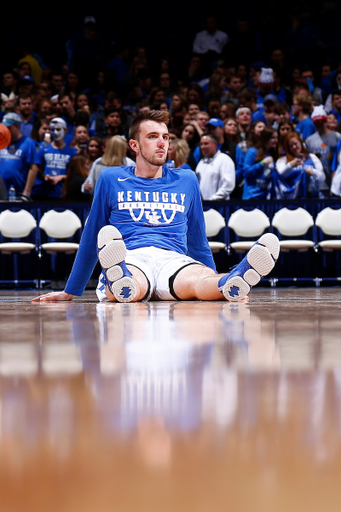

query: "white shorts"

left=96, top=246, right=203, bottom=302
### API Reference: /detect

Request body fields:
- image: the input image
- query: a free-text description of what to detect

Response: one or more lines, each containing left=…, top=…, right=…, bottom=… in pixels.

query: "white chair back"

left=0, top=209, right=36, bottom=238
left=315, top=207, right=341, bottom=236
left=272, top=207, right=314, bottom=236
left=228, top=208, right=270, bottom=237
left=203, top=209, right=226, bottom=237
left=39, top=210, right=82, bottom=238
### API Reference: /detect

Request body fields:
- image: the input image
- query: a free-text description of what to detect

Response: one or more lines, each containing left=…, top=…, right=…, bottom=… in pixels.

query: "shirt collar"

left=203, top=149, right=220, bottom=164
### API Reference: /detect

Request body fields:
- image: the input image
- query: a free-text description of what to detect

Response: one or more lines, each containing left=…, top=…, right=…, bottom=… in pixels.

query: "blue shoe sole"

left=221, top=233, right=279, bottom=302
left=97, top=225, right=137, bottom=303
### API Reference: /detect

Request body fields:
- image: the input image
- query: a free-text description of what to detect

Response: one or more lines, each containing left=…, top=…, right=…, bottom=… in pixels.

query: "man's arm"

left=23, top=164, right=40, bottom=197
left=186, top=174, right=216, bottom=270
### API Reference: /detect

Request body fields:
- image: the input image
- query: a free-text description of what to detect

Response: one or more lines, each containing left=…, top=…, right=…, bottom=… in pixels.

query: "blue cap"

left=207, top=118, right=224, bottom=128
left=20, top=75, right=35, bottom=83
left=2, top=113, right=23, bottom=127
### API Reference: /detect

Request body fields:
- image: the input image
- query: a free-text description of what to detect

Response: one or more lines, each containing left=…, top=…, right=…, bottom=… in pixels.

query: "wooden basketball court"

left=0, top=287, right=341, bottom=511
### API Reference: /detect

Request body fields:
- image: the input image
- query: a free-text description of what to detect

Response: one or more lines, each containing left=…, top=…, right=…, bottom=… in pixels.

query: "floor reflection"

left=0, top=293, right=340, bottom=484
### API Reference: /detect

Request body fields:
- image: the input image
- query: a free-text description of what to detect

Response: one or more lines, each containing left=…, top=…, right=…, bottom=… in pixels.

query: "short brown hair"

left=129, top=110, right=170, bottom=141
left=293, top=94, right=313, bottom=114
left=237, top=87, right=258, bottom=102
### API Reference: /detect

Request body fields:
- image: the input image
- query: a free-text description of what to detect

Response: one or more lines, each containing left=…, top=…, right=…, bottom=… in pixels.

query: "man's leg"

left=173, top=233, right=280, bottom=302
left=97, top=225, right=149, bottom=302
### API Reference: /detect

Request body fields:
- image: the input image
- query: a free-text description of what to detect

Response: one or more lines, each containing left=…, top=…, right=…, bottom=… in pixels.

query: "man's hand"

left=45, top=174, right=66, bottom=186
left=32, top=291, right=75, bottom=302
left=83, top=182, right=93, bottom=192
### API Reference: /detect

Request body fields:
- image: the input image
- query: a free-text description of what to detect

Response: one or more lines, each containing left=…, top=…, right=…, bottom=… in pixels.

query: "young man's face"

left=3, top=73, right=15, bottom=87
left=131, top=120, right=169, bottom=166
left=105, top=112, right=121, bottom=127
left=50, top=124, right=65, bottom=141
left=19, top=97, right=33, bottom=116
left=196, top=113, right=209, bottom=129
left=188, top=104, right=200, bottom=118
left=52, top=75, right=63, bottom=91
left=301, top=70, right=314, bottom=85
left=271, top=50, right=284, bottom=65
left=237, top=110, right=251, bottom=126
left=229, top=77, right=241, bottom=93
left=59, top=96, right=73, bottom=114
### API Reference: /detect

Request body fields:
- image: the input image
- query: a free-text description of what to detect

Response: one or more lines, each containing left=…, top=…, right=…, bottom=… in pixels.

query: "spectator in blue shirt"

left=17, top=93, right=36, bottom=137
left=292, top=94, right=316, bottom=140
left=0, top=112, right=39, bottom=197
left=27, top=118, right=77, bottom=200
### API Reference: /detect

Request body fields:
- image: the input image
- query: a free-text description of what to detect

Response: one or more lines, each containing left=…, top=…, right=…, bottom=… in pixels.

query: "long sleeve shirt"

left=195, top=150, right=235, bottom=200
left=65, top=165, right=216, bottom=296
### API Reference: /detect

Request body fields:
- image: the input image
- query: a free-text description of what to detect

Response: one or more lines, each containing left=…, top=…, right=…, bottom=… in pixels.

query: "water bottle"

left=8, top=186, right=16, bottom=202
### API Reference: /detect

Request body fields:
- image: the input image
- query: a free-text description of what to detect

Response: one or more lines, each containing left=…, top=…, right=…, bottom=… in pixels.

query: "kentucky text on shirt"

left=117, top=190, right=186, bottom=224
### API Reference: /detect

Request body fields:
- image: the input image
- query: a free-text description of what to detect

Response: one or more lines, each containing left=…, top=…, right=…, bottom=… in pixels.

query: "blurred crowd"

left=1, top=13, right=341, bottom=202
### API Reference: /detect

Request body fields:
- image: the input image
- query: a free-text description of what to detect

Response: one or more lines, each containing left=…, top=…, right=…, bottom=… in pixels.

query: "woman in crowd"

left=205, top=73, right=228, bottom=102
left=277, top=119, right=295, bottom=157
left=220, top=103, right=237, bottom=121
left=147, top=87, right=167, bottom=107
left=167, top=138, right=191, bottom=169
left=187, top=84, right=206, bottom=111
left=30, top=117, right=51, bottom=148
left=62, top=155, right=90, bottom=202
left=75, top=92, right=92, bottom=112
left=82, top=135, right=135, bottom=195
left=236, top=64, right=250, bottom=90
left=223, top=117, right=240, bottom=144
left=327, top=113, right=339, bottom=132
left=181, top=123, right=200, bottom=151
left=64, top=70, right=82, bottom=100
left=37, top=99, right=56, bottom=121
left=275, top=131, right=325, bottom=198
left=70, top=125, right=90, bottom=154
left=243, top=120, right=266, bottom=152
left=242, top=127, right=278, bottom=199
left=86, top=136, right=104, bottom=170
left=170, top=93, right=188, bottom=129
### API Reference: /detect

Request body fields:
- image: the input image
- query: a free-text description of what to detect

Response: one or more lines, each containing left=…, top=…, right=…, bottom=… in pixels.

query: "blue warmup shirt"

left=65, top=165, right=216, bottom=296
left=0, top=135, right=39, bottom=193
left=32, top=144, right=77, bottom=198
left=295, top=117, right=316, bottom=140
left=242, top=147, right=273, bottom=200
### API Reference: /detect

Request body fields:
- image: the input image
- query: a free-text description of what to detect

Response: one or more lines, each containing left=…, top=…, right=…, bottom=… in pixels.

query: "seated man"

left=33, top=110, right=279, bottom=305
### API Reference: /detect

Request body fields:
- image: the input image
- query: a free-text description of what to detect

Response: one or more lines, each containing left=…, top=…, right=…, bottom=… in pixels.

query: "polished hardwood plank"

left=0, top=288, right=341, bottom=511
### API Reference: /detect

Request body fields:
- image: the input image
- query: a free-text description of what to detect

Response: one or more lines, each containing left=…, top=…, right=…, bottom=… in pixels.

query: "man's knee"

left=172, top=264, right=217, bottom=299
